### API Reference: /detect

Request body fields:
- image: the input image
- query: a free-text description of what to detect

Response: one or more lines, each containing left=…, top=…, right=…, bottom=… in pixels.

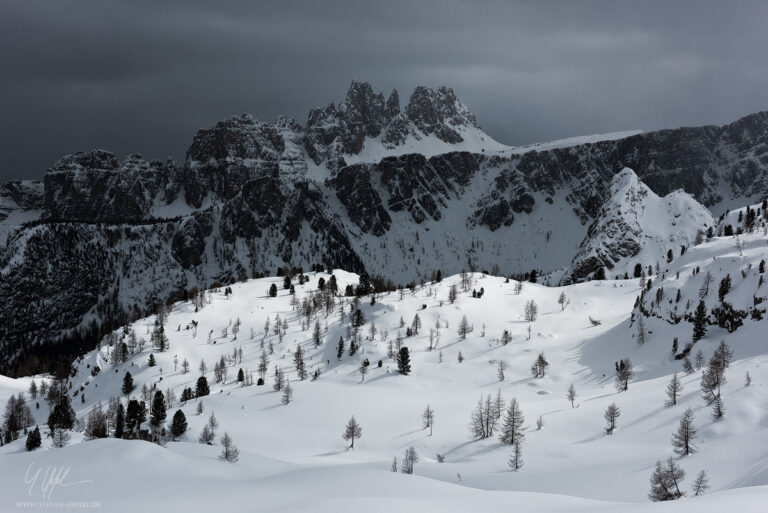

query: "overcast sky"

left=1, top=1, right=767, bottom=181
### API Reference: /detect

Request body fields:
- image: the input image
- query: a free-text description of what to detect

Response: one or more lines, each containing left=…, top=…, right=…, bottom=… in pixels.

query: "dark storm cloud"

left=2, top=0, right=767, bottom=180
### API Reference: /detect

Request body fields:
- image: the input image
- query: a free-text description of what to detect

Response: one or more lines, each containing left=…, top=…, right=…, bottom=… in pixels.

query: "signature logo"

left=24, top=463, right=93, bottom=501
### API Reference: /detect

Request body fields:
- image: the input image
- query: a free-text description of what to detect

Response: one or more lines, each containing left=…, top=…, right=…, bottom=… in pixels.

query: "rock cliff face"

left=1, top=80, right=767, bottom=373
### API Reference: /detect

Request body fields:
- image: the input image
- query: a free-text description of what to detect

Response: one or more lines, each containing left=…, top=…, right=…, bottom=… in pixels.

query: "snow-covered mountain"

left=2, top=213, right=767, bottom=511
left=2, top=81, right=768, bottom=374
left=561, top=168, right=716, bottom=283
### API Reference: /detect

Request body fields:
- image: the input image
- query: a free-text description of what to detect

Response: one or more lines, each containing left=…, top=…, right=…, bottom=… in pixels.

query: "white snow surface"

left=2, top=229, right=768, bottom=511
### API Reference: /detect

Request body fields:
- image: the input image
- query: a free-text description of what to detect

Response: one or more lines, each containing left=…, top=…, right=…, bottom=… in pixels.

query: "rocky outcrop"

left=561, top=168, right=715, bottom=283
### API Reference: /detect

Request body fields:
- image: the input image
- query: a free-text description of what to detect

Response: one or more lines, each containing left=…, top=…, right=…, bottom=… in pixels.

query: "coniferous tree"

left=397, top=347, right=411, bottom=375
left=648, top=457, right=686, bottom=501
left=237, top=368, right=244, bottom=383
left=604, top=402, right=620, bottom=434
left=122, top=372, right=134, bottom=395
left=524, top=300, right=538, bottom=322
left=499, top=398, right=526, bottom=445
left=692, top=300, right=708, bottom=342
left=681, top=357, right=694, bottom=375
left=84, top=403, right=108, bottom=440
left=457, top=315, right=472, bottom=340
left=530, top=352, right=549, bottom=378
left=219, top=432, right=240, bottom=462
left=718, top=274, right=731, bottom=302
left=269, top=283, right=277, bottom=297
left=150, top=390, right=166, bottom=428
left=342, top=416, right=362, bottom=448
left=281, top=380, right=293, bottom=405
left=114, top=403, right=125, bottom=438
left=125, top=399, right=147, bottom=435
left=47, top=395, right=75, bottom=433
left=694, top=350, right=705, bottom=370
left=196, top=376, right=210, bottom=397
left=422, top=405, right=434, bottom=435
left=313, top=320, right=322, bottom=347
left=170, top=410, right=187, bottom=440
left=671, top=407, right=697, bottom=456
left=148, top=353, right=156, bottom=367
left=273, top=366, right=285, bottom=391
left=691, top=470, right=710, bottom=496
left=711, top=394, right=725, bottom=419
left=25, top=426, right=41, bottom=451
left=615, top=358, right=634, bottom=391
left=293, top=345, right=307, bottom=380
left=336, top=336, right=345, bottom=359
left=566, top=383, right=577, bottom=408
left=401, top=446, right=418, bottom=474
left=665, top=373, right=683, bottom=407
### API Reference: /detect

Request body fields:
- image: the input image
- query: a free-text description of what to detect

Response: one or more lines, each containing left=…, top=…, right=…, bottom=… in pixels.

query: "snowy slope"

left=2, top=218, right=768, bottom=511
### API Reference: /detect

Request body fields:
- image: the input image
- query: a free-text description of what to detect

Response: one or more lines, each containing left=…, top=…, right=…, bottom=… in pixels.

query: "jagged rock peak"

left=386, top=89, right=400, bottom=118
left=406, top=86, right=478, bottom=128
left=562, top=168, right=714, bottom=283
left=49, top=149, right=120, bottom=173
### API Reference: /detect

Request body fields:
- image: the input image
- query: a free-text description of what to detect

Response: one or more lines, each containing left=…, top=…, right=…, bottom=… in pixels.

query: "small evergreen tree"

left=692, top=300, right=708, bottom=342
left=671, top=407, right=697, bottom=456
left=342, top=416, right=362, bottom=448
left=148, top=354, right=156, bottom=367
left=114, top=403, right=125, bottom=438
left=691, top=470, right=710, bottom=496
left=604, top=402, right=620, bottom=434
left=170, top=410, right=187, bottom=440
left=665, top=373, right=683, bottom=407
left=530, top=352, right=549, bottom=378
left=122, top=372, right=134, bottom=395
left=150, top=390, right=166, bottom=427
left=196, top=376, right=210, bottom=397
left=648, top=457, right=686, bottom=501
left=422, top=404, right=434, bottom=436
left=401, top=446, right=418, bottom=474
left=336, top=337, right=345, bottom=359
left=499, top=398, right=526, bottom=445
left=219, top=432, right=240, bottom=462
left=281, top=380, right=293, bottom=405
left=25, top=426, right=41, bottom=451
left=397, top=347, right=411, bottom=375
left=615, top=358, right=634, bottom=392
left=566, top=383, right=576, bottom=408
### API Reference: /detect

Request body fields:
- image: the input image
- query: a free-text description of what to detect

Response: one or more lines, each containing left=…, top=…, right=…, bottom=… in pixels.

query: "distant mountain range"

left=1, top=80, right=767, bottom=374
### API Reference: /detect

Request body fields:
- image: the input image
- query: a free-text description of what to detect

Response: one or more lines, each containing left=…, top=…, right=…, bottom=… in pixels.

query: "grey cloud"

left=1, top=0, right=767, bottom=180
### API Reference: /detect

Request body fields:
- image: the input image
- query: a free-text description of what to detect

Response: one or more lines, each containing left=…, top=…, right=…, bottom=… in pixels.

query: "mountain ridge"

left=1, top=81, right=767, bottom=374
